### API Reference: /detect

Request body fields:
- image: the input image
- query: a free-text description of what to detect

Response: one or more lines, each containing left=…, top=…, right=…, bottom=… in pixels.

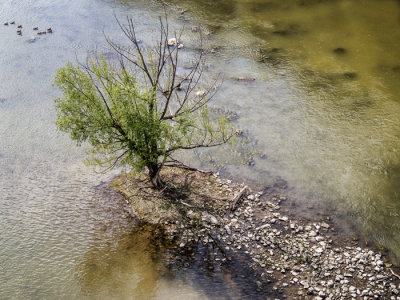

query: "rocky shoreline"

left=111, top=168, right=400, bottom=299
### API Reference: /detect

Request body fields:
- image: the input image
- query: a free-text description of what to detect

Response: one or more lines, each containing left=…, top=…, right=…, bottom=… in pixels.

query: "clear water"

left=1, top=0, right=399, bottom=298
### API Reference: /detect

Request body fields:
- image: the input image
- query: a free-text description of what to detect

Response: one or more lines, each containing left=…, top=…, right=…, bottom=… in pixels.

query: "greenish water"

left=164, top=0, right=400, bottom=258
left=0, top=0, right=399, bottom=298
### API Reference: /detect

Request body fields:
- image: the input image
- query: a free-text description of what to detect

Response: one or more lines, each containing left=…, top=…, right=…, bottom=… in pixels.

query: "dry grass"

left=110, top=167, right=236, bottom=224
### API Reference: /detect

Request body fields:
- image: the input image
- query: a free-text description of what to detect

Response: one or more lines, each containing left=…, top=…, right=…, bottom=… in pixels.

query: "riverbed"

left=0, top=0, right=399, bottom=299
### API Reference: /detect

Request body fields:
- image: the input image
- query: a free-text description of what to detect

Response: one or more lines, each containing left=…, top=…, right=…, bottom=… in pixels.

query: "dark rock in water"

left=333, top=47, right=347, bottom=55
left=10, top=21, right=15, bottom=24
left=343, top=72, right=357, bottom=79
left=4, top=22, right=8, bottom=26
left=273, top=24, right=303, bottom=37
left=33, top=27, right=38, bottom=30
left=273, top=30, right=289, bottom=36
left=17, top=25, right=22, bottom=28
left=234, top=77, right=256, bottom=82
left=392, top=65, right=400, bottom=72
left=16, top=30, right=22, bottom=35
left=256, top=47, right=283, bottom=65
left=47, top=28, right=52, bottom=33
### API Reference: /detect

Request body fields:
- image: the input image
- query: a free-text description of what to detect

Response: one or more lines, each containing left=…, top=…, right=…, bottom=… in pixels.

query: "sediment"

left=111, top=167, right=400, bottom=299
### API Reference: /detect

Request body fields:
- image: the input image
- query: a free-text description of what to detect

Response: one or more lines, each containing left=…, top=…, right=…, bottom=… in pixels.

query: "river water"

left=0, top=0, right=399, bottom=298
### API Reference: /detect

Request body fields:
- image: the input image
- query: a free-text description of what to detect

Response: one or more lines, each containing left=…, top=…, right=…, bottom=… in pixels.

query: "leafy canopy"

left=54, top=18, right=236, bottom=187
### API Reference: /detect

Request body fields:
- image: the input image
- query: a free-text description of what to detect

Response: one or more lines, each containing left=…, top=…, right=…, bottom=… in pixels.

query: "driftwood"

left=230, top=186, right=248, bottom=212
left=390, top=268, right=400, bottom=280
left=164, top=161, right=214, bottom=175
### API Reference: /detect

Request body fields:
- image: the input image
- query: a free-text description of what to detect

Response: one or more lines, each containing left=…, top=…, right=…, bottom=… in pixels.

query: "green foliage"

left=54, top=58, right=233, bottom=171
left=54, top=18, right=236, bottom=187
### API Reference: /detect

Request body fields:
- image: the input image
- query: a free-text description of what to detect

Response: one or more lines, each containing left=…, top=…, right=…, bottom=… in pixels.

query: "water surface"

left=1, top=0, right=400, bottom=298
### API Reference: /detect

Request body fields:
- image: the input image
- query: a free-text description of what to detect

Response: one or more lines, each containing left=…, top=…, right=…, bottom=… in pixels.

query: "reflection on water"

left=160, top=0, right=400, bottom=259
left=1, top=0, right=400, bottom=298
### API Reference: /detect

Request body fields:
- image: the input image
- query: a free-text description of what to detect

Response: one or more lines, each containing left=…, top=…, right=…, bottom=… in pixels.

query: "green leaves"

left=54, top=19, right=236, bottom=183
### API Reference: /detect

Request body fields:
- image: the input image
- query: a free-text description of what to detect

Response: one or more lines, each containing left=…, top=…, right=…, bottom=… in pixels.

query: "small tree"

left=54, top=17, right=236, bottom=188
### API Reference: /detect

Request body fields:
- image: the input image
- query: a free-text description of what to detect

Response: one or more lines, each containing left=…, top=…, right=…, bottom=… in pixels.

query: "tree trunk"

left=148, top=163, right=165, bottom=189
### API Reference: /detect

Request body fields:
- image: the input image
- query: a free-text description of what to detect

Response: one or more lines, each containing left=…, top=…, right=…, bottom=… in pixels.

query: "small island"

left=111, top=167, right=400, bottom=299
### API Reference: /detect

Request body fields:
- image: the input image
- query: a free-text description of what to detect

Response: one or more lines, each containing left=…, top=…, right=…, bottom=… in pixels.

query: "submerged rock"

left=333, top=47, right=347, bottom=55
left=343, top=72, right=357, bottom=79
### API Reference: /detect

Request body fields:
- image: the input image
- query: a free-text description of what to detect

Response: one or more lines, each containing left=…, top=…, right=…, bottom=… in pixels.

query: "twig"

left=230, top=186, right=248, bottom=212
left=390, top=268, right=400, bottom=280
left=164, top=161, right=213, bottom=175
left=158, top=185, right=168, bottom=196
left=181, top=201, right=193, bottom=207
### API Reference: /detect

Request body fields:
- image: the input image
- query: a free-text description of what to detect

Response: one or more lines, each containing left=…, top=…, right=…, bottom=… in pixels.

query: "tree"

left=54, top=17, right=236, bottom=188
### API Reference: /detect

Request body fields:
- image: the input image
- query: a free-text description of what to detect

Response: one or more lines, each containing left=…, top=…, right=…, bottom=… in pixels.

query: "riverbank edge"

left=110, top=167, right=400, bottom=299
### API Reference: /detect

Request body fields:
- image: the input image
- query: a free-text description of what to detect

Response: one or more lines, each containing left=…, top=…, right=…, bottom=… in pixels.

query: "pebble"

left=155, top=174, right=397, bottom=299
left=167, top=37, right=179, bottom=46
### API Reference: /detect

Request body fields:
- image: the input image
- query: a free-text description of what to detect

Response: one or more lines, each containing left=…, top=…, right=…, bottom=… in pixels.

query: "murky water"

left=1, top=0, right=399, bottom=298
left=162, top=0, right=400, bottom=258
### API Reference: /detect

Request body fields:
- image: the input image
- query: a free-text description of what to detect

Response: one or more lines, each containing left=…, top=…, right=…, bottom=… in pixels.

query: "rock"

left=167, top=38, right=179, bottom=46
left=17, top=25, right=22, bottom=28
left=343, top=72, right=357, bottom=79
left=47, top=28, right=52, bottom=33
left=309, top=230, right=317, bottom=237
left=376, top=260, right=384, bottom=266
left=33, top=27, right=38, bottom=30
left=10, top=21, right=15, bottom=24
left=201, top=211, right=218, bottom=225
left=235, top=77, right=256, bottom=82
left=321, top=222, right=330, bottom=229
left=4, top=22, right=8, bottom=26
left=333, top=47, right=347, bottom=54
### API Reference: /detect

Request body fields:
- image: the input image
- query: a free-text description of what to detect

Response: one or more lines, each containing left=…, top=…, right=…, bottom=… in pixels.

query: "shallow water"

left=1, top=0, right=400, bottom=298
left=163, top=0, right=400, bottom=258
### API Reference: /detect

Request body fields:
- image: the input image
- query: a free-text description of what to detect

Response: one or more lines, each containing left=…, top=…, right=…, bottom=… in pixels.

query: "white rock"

left=167, top=38, right=179, bottom=46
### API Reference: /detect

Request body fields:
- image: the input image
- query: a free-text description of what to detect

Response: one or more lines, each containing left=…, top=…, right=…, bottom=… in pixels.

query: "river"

left=0, top=0, right=399, bottom=299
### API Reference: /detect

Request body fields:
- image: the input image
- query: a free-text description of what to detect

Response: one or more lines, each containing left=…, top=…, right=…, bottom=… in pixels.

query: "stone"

left=321, top=222, right=330, bottom=229
left=167, top=38, right=179, bottom=46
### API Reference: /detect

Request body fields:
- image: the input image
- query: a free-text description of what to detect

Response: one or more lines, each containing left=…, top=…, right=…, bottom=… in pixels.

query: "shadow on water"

left=76, top=214, right=282, bottom=300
